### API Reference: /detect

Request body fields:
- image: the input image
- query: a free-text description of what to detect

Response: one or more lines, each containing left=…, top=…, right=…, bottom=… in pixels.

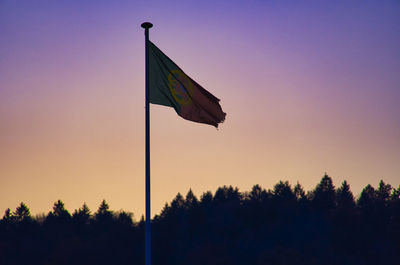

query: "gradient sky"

left=1, top=0, right=399, bottom=219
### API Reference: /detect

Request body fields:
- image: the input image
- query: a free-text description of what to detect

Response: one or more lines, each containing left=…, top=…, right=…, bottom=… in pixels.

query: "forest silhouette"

left=1, top=174, right=399, bottom=265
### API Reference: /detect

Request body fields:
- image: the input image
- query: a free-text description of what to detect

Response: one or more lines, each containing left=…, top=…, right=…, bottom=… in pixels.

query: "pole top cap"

left=141, top=22, right=153, bottom=29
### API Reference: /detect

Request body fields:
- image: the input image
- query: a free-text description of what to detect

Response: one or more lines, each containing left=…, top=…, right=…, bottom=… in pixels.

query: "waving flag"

left=148, top=40, right=226, bottom=127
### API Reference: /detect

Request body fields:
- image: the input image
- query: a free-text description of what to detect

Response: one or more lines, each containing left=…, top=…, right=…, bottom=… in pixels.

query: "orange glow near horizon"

left=1, top=1, right=399, bottom=218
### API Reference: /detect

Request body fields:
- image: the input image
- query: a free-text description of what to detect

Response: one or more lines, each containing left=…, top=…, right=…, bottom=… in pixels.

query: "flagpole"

left=141, top=21, right=153, bottom=265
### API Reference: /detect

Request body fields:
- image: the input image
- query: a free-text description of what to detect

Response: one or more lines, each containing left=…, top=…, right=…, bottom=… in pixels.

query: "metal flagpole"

left=141, top=21, right=153, bottom=265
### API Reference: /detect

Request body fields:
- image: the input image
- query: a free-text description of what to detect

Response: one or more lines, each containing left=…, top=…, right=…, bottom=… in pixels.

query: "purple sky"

left=1, top=0, right=399, bottom=217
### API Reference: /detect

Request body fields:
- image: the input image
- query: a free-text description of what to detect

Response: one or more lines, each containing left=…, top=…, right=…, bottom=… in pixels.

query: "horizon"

left=2, top=174, right=397, bottom=219
left=1, top=0, right=399, bottom=217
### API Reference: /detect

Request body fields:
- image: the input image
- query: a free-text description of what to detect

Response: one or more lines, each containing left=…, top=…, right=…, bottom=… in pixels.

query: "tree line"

left=1, top=174, right=399, bottom=265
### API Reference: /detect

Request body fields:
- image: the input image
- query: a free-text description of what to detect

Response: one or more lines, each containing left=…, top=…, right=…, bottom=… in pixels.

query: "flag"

left=148, top=40, right=226, bottom=128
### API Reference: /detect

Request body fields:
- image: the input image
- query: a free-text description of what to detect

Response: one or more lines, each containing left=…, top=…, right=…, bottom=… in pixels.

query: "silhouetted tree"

left=357, top=183, right=379, bottom=241
left=391, top=186, right=400, bottom=202
left=116, top=211, right=134, bottom=227
left=225, top=186, right=242, bottom=203
left=375, top=180, right=393, bottom=230
left=376, top=180, right=392, bottom=206
left=14, top=202, right=31, bottom=222
left=312, top=174, right=336, bottom=210
left=214, top=186, right=230, bottom=204
left=72, top=202, right=91, bottom=225
left=1, top=177, right=399, bottom=265
left=389, top=185, right=400, bottom=247
left=53, top=200, right=71, bottom=219
left=45, top=200, right=71, bottom=226
left=333, top=180, right=358, bottom=253
left=200, top=191, right=213, bottom=206
left=273, top=181, right=295, bottom=202
left=158, top=202, right=170, bottom=219
left=357, top=184, right=376, bottom=211
left=94, top=200, right=113, bottom=224
left=2, top=208, right=12, bottom=222
left=170, top=193, right=185, bottom=211
left=249, top=184, right=267, bottom=202
left=185, top=189, right=199, bottom=209
left=336, top=180, right=355, bottom=210
left=294, top=182, right=306, bottom=201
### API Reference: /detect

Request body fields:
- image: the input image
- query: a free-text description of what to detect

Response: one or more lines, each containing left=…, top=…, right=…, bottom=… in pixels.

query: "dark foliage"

left=1, top=175, right=399, bottom=265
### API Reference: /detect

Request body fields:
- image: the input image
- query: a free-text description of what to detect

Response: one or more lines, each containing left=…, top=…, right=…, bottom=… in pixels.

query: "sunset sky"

left=1, top=0, right=399, bottom=218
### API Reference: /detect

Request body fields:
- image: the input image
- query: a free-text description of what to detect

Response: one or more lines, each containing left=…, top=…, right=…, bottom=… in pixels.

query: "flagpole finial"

left=141, top=22, right=153, bottom=29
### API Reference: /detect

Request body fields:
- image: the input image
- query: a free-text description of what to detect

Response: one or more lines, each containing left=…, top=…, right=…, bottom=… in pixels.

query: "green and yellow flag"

left=148, top=41, right=226, bottom=128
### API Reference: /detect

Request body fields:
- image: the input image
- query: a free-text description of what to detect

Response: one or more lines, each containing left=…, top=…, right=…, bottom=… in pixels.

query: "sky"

left=1, top=0, right=399, bottom=219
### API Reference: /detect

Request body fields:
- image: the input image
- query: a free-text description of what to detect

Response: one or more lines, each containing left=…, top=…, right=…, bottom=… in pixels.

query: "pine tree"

left=160, top=203, right=171, bottom=218
left=170, top=193, right=185, bottom=210
left=376, top=180, right=392, bottom=205
left=294, top=182, right=306, bottom=201
left=2, top=208, right=12, bottom=223
left=14, top=202, right=31, bottom=222
left=390, top=186, right=400, bottom=202
left=249, top=184, right=265, bottom=202
left=73, top=202, right=91, bottom=225
left=312, top=174, right=336, bottom=210
left=336, top=180, right=355, bottom=209
left=200, top=191, right=213, bottom=207
left=214, top=186, right=229, bottom=204
left=53, top=200, right=71, bottom=219
left=357, top=184, right=376, bottom=212
left=116, top=211, right=133, bottom=226
left=273, top=181, right=295, bottom=202
left=95, top=200, right=113, bottom=224
left=389, top=186, right=400, bottom=233
left=185, top=189, right=199, bottom=209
